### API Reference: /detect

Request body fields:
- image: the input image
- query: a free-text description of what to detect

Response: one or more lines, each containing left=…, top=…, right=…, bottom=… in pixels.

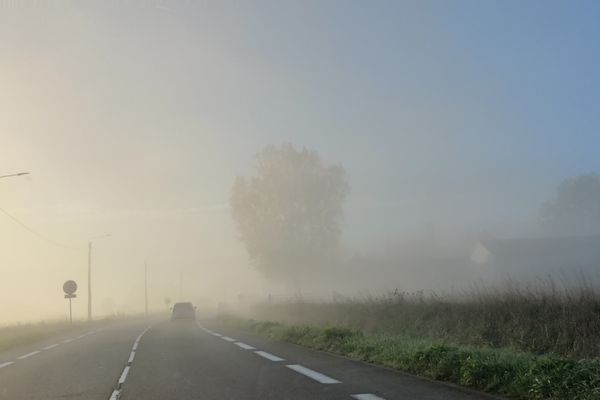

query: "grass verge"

left=219, top=315, right=600, bottom=400
left=0, top=321, right=81, bottom=352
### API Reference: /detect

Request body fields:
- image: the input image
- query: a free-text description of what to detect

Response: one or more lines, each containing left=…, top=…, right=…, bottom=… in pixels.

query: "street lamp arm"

left=0, top=172, right=30, bottom=179
left=89, top=233, right=112, bottom=241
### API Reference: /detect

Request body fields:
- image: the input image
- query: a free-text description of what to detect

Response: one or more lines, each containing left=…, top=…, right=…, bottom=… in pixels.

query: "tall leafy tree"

left=231, top=144, right=349, bottom=286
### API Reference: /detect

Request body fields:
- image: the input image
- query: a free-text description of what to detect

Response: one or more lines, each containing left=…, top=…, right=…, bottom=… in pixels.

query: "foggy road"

left=0, top=317, right=500, bottom=400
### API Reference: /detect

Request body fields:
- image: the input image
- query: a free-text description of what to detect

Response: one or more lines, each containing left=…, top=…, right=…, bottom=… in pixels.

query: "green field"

left=221, top=316, right=599, bottom=400
left=221, top=284, right=600, bottom=399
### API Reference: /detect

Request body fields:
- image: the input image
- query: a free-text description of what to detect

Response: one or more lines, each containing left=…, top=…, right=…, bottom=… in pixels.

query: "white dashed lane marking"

left=17, top=351, right=40, bottom=360
left=286, top=364, right=341, bottom=384
left=234, top=342, right=255, bottom=350
left=118, top=366, right=130, bottom=384
left=201, top=325, right=387, bottom=396
left=107, top=326, right=150, bottom=398
left=196, top=324, right=212, bottom=334
left=0, top=330, right=98, bottom=370
left=254, top=351, right=285, bottom=362
left=351, top=394, right=386, bottom=400
left=109, top=389, right=120, bottom=400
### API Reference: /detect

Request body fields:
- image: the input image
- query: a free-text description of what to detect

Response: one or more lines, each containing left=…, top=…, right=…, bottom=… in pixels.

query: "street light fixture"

left=0, top=172, right=30, bottom=180
left=88, top=234, right=111, bottom=321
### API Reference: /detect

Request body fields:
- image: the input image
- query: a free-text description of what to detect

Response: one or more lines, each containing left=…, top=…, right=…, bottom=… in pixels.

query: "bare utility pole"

left=87, top=234, right=111, bottom=321
left=87, top=241, right=92, bottom=321
left=179, top=269, right=183, bottom=301
left=144, top=260, right=148, bottom=315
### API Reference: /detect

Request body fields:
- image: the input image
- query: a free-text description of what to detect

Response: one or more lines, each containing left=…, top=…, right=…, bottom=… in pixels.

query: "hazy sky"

left=1, top=0, right=600, bottom=321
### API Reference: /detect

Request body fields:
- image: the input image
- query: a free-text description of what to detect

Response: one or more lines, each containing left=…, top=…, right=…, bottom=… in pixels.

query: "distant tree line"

left=541, top=173, right=600, bottom=236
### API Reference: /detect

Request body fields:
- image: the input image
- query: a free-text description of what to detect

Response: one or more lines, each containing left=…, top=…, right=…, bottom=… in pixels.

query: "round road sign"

left=63, top=280, right=77, bottom=295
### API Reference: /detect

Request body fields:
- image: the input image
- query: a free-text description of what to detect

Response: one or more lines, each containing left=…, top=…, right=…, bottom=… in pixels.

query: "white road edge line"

left=17, top=351, right=41, bottom=360
left=254, top=351, right=285, bottom=362
left=234, top=342, right=255, bottom=350
left=43, top=343, right=60, bottom=350
left=118, top=366, right=130, bottom=384
left=286, top=364, right=341, bottom=384
left=132, top=342, right=138, bottom=351
left=351, top=394, right=386, bottom=400
left=212, top=332, right=222, bottom=337
left=62, top=338, right=74, bottom=343
left=0, top=361, right=14, bottom=368
left=128, top=351, right=136, bottom=364
left=221, top=336, right=236, bottom=342
left=109, top=389, right=120, bottom=400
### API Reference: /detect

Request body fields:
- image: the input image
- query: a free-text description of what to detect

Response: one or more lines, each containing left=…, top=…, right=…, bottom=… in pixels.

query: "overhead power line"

left=0, top=206, right=82, bottom=251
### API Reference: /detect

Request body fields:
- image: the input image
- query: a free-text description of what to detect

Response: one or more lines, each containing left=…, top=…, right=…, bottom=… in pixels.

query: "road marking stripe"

left=62, top=338, right=74, bottom=343
left=212, top=332, right=222, bottom=337
left=76, top=334, right=86, bottom=339
left=0, top=362, right=14, bottom=369
left=17, top=351, right=41, bottom=360
left=132, top=341, right=138, bottom=351
left=109, top=389, right=120, bottom=400
left=234, top=342, right=255, bottom=350
left=254, top=351, right=285, bottom=362
left=128, top=351, right=135, bottom=364
left=351, top=395, right=386, bottom=400
left=221, top=336, right=236, bottom=342
left=286, top=364, right=340, bottom=384
left=43, top=343, right=60, bottom=350
left=118, top=366, right=130, bottom=384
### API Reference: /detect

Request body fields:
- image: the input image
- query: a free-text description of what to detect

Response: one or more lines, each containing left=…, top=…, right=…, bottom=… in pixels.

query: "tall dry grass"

left=246, top=278, right=600, bottom=358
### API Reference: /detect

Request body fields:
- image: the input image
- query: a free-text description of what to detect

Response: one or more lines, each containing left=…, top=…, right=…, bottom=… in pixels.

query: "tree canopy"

left=231, top=144, right=349, bottom=286
left=541, top=173, right=600, bottom=236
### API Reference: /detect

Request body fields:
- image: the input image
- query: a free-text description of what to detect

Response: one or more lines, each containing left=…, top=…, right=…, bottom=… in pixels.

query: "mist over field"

left=2, top=0, right=600, bottom=324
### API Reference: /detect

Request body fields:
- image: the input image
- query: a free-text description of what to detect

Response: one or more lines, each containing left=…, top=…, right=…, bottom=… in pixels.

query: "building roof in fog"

left=473, top=235, right=600, bottom=274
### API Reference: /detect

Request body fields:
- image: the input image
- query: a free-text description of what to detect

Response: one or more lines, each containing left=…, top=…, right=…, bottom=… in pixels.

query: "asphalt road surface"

left=0, top=316, right=501, bottom=400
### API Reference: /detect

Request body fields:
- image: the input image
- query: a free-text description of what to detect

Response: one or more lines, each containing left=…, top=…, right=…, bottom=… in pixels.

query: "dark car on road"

left=171, top=302, right=196, bottom=321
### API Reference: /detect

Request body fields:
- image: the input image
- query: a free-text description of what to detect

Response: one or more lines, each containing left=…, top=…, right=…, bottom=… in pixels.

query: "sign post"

left=63, top=280, right=78, bottom=323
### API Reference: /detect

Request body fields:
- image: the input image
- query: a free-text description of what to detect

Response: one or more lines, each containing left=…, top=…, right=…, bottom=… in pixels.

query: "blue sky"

left=174, top=0, right=600, bottom=239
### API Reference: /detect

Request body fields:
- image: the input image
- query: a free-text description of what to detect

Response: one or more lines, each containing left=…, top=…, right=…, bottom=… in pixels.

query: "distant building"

left=470, top=235, right=600, bottom=279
